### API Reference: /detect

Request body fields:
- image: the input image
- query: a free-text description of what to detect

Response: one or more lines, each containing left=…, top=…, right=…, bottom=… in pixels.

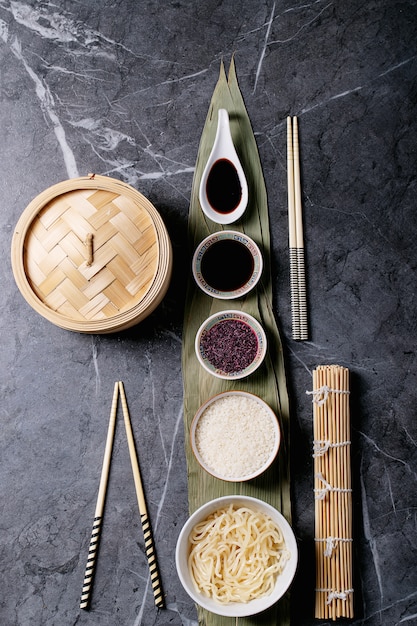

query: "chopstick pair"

left=287, top=116, right=308, bottom=340
left=79, top=381, right=165, bottom=611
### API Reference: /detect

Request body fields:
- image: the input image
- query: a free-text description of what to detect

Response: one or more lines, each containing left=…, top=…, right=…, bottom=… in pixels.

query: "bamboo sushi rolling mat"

left=181, top=59, right=292, bottom=626
left=311, top=365, right=353, bottom=620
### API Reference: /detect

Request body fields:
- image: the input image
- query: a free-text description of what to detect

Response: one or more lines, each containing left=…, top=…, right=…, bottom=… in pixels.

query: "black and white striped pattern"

left=289, top=247, right=300, bottom=339
left=141, top=513, right=165, bottom=608
left=79, top=515, right=102, bottom=609
left=297, top=247, right=308, bottom=340
left=290, top=247, right=308, bottom=340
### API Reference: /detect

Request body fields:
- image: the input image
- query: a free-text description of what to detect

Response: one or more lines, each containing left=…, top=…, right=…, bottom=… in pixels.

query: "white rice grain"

left=194, top=394, right=277, bottom=479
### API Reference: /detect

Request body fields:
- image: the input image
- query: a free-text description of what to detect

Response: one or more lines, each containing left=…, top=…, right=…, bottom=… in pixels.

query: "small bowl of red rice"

left=195, top=310, right=267, bottom=380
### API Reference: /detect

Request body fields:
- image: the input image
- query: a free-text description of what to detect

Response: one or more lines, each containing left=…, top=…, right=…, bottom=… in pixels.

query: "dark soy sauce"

left=206, top=158, right=242, bottom=214
left=201, top=239, right=255, bottom=292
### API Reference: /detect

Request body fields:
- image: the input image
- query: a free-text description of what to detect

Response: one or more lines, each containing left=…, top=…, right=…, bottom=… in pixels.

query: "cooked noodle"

left=188, top=504, right=290, bottom=604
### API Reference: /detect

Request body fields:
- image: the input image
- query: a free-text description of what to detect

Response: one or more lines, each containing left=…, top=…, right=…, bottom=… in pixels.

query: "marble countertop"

left=1, top=1, right=416, bottom=625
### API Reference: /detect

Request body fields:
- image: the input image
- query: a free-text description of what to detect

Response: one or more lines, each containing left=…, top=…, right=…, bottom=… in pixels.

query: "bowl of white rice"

left=190, top=391, right=280, bottom=482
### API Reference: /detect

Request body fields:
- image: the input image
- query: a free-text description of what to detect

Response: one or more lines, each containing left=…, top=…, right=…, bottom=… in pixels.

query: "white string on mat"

left=315, top=536, right=353, bottom=557
left=314, top=472, right=352, bottom=500
left=316, top=588, right=354, bottom=605
left=312, top=439, right=351, bottom=457
left=306, top=384, right=350, bottom=406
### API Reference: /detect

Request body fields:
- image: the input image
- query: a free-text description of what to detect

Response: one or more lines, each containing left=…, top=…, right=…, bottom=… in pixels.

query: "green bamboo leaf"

left=182, top=58, right=292, bottom=626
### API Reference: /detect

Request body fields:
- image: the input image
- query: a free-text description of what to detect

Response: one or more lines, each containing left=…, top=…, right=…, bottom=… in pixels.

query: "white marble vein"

left=360, top=430, right=417, bottom=483
left=398, top=612, right=417, bottom=624
left=0, top=14, right=7, bottom=39
left=4, top=0, right=133, bottom=61
left=300, top=55, right=417, bottom=115
left=91, top=336, right=101, bottom=397
left=360, top=460, right=384, bottom=604
left=253, top=2, right=275, bottom=94
left=0, top=23, right=80, bottom=177
left=270, top=0, right=333, bottom=45
left=1, top=0, right=199, bottom=187
left=165, top=603, right=198, bottom=626
left=70, top=118, right=136, bottom=152
left=362, top=590, right=417, bottom=626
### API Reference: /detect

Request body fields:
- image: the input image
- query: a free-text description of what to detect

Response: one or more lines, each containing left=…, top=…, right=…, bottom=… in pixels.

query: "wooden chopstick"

left=293, top=117, right=308, bottom=340
left=80, top=381, right=165, bottom=611
left=287, top=116, right=308, bottom=340
left=287, top=117, right=300, bottom=340
left=118, top=381, right=165, bottom=609
left=80, top=381, right=119, bottom=610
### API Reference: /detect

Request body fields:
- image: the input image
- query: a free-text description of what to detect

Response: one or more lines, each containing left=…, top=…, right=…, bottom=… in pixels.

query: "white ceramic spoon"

left=199, top=109, right=248, bottom=224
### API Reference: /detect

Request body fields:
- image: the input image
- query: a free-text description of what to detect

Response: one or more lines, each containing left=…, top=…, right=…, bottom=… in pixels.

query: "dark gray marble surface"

left=1, top=1, right=416, bottom=625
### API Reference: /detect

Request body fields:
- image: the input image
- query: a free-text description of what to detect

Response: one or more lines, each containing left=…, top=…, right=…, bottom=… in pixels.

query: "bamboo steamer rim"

left=11, top=175, right=172, bottom=333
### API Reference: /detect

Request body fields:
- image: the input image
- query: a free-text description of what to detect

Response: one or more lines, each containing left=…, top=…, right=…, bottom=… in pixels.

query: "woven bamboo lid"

left=11, top=175, right=172, bottom=333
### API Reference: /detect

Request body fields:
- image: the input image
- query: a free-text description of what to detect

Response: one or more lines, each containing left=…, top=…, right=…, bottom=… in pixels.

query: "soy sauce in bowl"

left=201, top=238, right=254, bottom=292
left=192, top=231, right=263, bottom=300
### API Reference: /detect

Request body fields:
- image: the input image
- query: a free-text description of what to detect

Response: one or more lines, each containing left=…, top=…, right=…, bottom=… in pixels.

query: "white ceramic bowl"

left=175, top=495, right=298, bottom=617
left=192, top=231, right=263, bottom=300
left=190, top=391, right=280, bottom=482
left=195, top=310, right=267, bottom=380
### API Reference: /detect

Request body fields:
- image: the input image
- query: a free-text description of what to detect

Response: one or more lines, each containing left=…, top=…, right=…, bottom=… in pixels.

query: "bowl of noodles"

left=175, top=495, right=298, bottom=617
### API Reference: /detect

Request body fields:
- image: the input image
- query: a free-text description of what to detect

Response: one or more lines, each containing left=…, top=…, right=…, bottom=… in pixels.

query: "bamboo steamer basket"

left=11, top=175, right=172, bottom=333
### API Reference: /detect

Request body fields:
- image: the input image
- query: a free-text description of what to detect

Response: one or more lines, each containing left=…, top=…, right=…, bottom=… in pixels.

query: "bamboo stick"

left=80, top=381, right=119, bottom=610
left=118, top=381, right=165, bottom=609
left=287, top=117, right=300, bottom=340
left=292, top=117, right=308, bottom=340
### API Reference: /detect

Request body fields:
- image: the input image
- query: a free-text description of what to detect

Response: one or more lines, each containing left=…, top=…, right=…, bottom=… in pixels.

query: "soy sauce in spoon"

left=206, top=158, right=242, bottom=215
left=199, top=109, right=248, bottom=224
